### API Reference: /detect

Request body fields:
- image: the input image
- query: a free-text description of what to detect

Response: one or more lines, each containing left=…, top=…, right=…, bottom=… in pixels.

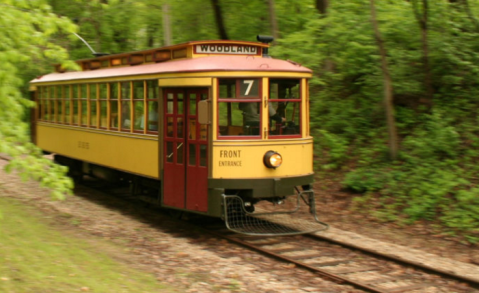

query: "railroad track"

left=204, top=226, right=478, bottom=293
left=2, top=155, right=477, bottom=292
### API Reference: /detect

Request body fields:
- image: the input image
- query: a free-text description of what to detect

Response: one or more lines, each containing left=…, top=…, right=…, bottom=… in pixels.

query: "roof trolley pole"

left=73, top=32, right=109, bottom=57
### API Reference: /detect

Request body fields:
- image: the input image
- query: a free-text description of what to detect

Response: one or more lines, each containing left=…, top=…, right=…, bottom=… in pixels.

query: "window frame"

left=146, top=80, right=159, bottom=134
left=267, top=78, right=303, bottom=139
left=216, top=78, right=262, bottom=140
left=34, top=79, right=158, bottom=136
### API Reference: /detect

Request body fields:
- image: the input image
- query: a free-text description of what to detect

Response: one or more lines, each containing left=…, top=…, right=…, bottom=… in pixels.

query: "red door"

left=163, top=88, right=209, bottom=212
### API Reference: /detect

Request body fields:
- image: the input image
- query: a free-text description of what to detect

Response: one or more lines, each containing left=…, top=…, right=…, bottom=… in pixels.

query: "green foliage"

left=314, top=129, right=349, bottom=170
left=0, top=0, right=76, bottom=199
left=276, top=0, right=479, bottom=240
left=2, top=0, right=477, bottom=240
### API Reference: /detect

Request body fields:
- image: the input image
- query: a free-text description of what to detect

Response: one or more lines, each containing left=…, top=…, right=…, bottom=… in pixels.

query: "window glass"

left=89, top=84, right=98, bottom=127
left=218, top=79, right=261, bottom=137
left=49, top=86, right=56, bottom=122
left=166, top=142, right=173, bottom=163
left=99, top=84, right=108, bottom=128
left=177, top=93, right=184, bottom=114
left=189, top=144, right=196, bottom=166
left=56, top=86, right=63, bottom=123
left=189, top=93, right=196, bottom=115
left=80, top=84, right=88, bottom=126
left=64, top=85, right=71, bottom=124
left=109, top=83, right=119, bottom=129
left=72, top=85, right=79, bottom=125
left=166, top=116, right=174, bottom=137
left=45, top=99, right=51, bottom=121
left=268, top=79, right=301, bottom=136
left=146, top=80, right=159, bottom=133
left=133, top=81, right=143, bottom=99
left=147, top=101, right=158, bottom=131
left=133, top=81, right=144, bottom=132
left=133, top=100, right=144, bottom=131
left=177, top=117, right=184, bottom=138
left=199, top=144, right=207, bottom=167
left=120, top=82, right=131, bottom=131
left=177, top=142, right=184, bottom=164
left=121, top=101, right=131, bottom=130
left=37, top=87, right=45, bottom=120
left=188, top=118, right=196, bottom=140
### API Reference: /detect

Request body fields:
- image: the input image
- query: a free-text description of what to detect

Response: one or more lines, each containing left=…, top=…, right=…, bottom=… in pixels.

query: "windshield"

left=217, top=78, right=302, bottom=139
left=268, top=79, right=301, bottom=137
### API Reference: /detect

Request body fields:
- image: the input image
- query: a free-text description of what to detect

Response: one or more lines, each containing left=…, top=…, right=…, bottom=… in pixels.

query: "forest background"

left=1, top=0, right=479, bottom=243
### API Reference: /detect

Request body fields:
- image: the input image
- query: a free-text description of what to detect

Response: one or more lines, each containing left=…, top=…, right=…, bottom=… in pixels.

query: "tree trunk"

left=461, top=0, right=479, bottom=31
left=315, top=0, right=329, bottom=15
left=412, top=0, right=433, bottom=107
left=211, top=0, right=229, bottom=40
left=268, top=0, right=279, bottom=42
left=162, top=4, right=172, bottom=46
left=370, top=0, right=399, bottom=161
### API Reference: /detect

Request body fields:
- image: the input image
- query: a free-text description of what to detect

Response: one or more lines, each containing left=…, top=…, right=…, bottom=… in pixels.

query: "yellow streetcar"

left=30, top=36, right=327, bottom=235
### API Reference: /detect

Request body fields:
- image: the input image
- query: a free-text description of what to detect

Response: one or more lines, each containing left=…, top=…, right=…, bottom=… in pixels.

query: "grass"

left=0, top=196, right=174, bottom=293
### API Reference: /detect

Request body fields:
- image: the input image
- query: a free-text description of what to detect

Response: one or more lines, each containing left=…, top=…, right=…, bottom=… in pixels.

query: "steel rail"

left=308, top=233, right=479, bottom=286
left=207, top=230, right=388, bottom=293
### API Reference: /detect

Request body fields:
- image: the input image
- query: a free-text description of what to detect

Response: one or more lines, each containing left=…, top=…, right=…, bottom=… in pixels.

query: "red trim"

left=163, top=88, right=209, bottom=212
left=267, top=78, right=303, bottom=139
left=216, top=78, right=262, bottom=140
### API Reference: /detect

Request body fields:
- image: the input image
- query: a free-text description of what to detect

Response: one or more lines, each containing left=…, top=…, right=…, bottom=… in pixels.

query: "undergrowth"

left=315, top=110, right=479, bottom=243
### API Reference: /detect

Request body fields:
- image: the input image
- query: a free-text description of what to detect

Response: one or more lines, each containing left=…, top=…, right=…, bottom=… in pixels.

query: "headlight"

left=263, top=151, right=282, bottom=169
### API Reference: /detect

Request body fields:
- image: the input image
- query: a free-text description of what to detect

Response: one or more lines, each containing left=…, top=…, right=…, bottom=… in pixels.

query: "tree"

left=370, top=0, right=398, bottom=160
left=411, top=0, right=433, bottom=106
left=163, top=4, right=172, bottom=46
left=210, top=0, right=229, bottom=39
left=268, top=0, right=279, bottom=41
left=315, top=0, right=329, bottom=15
left=0, top=0, right=77, bottom=199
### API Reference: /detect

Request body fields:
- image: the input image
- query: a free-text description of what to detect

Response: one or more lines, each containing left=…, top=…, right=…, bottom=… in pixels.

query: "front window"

left=218, top=79, right=261, bottom=138
left=268, top=79, right=301, bottom=137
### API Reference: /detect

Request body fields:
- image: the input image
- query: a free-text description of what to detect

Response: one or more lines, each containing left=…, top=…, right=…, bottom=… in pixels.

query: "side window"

left=218, top=79, right=261, bottom=138
left=146, top=80, right=159, bottom=133
left=64, top=85, right=71, bottom=124
left=120, top=82, right=131, bottom=132
left=47, top=86, right=54, bottom=122
left=133, top=81, right=144, bottom=132
left=109, top=82, right=119, bottom=129
left=89, top=84, right=98, bottom=128
left=55, top=86, right=63, bottom=123
left=99, top=84, right=108, bottom=128
left=37, top=87, right=45, bottom=121
left=72, top=85, right=79, bottom=125
left=268, top=79, right=301, bottom=137
left=80, top=84, right=88, bottom=126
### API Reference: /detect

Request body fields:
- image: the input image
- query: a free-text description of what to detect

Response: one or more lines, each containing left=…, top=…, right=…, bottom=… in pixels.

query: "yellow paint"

left=211, top=138, right=313, bottom=178
left=159, top=77, right=212, bottom=87
left=212, top=78, right=218, bottom=139
left=37, top=124, right=159, bottom=178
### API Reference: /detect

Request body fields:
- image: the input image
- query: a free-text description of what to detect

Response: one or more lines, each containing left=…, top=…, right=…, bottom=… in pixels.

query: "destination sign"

left=196, top=44, right=259, bottom=55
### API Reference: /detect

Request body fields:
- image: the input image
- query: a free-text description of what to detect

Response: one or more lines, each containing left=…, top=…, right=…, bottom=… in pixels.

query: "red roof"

left=31, top=55, right=312, bottom=83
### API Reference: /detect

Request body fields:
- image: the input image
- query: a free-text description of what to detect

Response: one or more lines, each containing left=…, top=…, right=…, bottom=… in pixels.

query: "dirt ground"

left=313, top=176, right=479, bottom=266
left=1, top=157, right=478, bottom=292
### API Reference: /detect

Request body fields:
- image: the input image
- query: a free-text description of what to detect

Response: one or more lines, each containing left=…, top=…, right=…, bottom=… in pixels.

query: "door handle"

left=167, top=142, right=183, bottom=158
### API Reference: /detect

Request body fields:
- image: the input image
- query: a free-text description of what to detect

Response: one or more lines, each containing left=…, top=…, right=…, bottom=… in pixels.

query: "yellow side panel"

left=37, top=124, right=159, bottom=178
left=212, top=139, right=313, bottom=179
left=159, top=77, right=212, bottom=87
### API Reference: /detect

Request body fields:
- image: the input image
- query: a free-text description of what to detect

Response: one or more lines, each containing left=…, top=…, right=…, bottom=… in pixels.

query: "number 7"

left=243, top=80, right=254, bottom=96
